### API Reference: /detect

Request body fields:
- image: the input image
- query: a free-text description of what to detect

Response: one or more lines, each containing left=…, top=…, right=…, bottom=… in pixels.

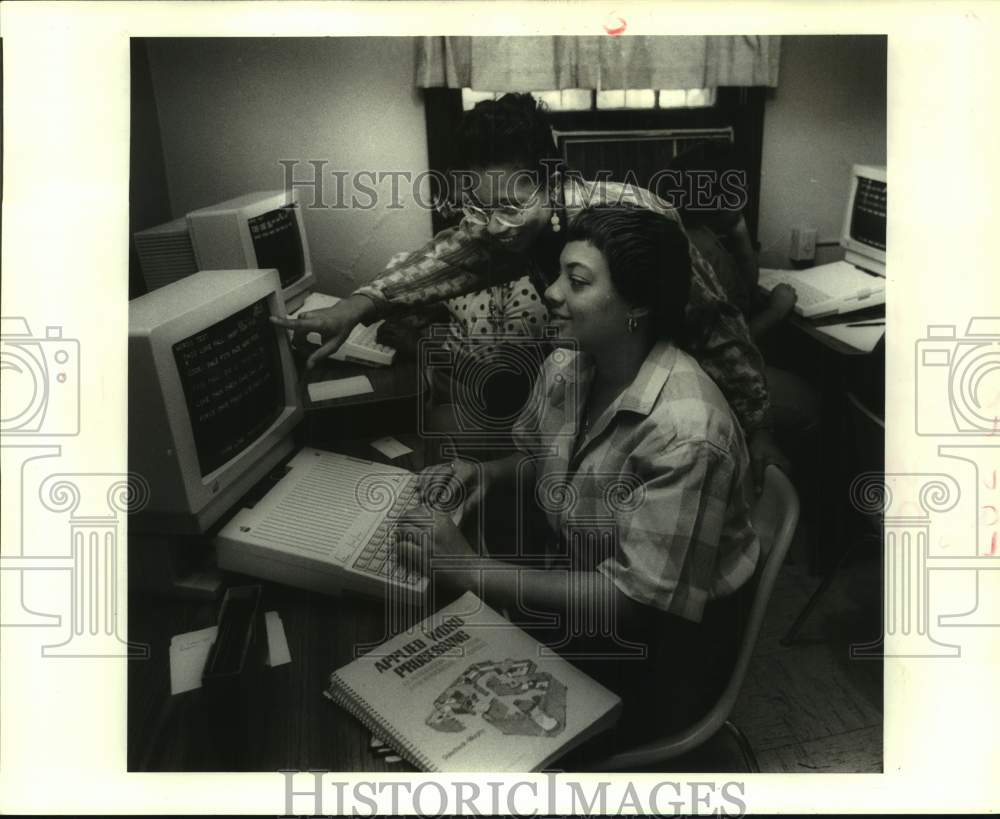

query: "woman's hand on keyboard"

left=392, top=504, right=478, bottom=587
left=270, top=294, right=375, bottom=369
left=416, top=459, right=483, bottom=519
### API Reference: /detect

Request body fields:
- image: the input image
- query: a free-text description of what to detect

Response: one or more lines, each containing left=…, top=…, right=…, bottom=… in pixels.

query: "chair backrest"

left=712, top=464, right=800, bottom=726
left=592, top=464, right=799, bottom=769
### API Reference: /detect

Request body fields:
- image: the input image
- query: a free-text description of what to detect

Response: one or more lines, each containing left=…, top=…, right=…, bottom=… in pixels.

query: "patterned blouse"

left=355, top=178, right=770, bottom=433
left=511, top=341, right=760, bottom=623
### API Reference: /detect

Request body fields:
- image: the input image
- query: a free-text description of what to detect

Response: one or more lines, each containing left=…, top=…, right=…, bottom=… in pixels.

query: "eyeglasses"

left=461, top=189, right=542, bottom=229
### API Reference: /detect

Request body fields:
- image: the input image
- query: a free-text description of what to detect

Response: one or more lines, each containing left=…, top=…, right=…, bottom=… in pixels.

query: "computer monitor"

left=133, top=189, right=315, bottom=311
left=128, top=268, right=304, bottom=534
left=841, top=163, right=886, bottom=276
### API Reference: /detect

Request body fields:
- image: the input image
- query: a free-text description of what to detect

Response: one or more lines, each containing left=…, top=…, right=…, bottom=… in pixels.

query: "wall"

left=145, top=38, right=433, bottom=295
left=758, top=36, right=887, bottom=268
left=143, top=36, right=886, bottom=281
left=129, top=41, right=173, bottom=299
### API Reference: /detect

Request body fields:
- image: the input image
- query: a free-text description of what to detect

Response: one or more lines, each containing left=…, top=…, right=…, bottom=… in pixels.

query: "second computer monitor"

left=841, top=163, right=886, bottom=276
left=133, top=189, right=316, bottom=311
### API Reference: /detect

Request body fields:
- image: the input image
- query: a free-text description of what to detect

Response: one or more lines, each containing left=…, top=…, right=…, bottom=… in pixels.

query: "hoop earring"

left=550, top=212, right=561, bottom=233
left=626, top=316, right=638, bottom=334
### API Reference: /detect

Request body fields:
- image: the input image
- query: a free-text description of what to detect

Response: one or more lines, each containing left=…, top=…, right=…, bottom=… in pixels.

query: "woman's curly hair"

left=457, top=92, right=561, bottom=177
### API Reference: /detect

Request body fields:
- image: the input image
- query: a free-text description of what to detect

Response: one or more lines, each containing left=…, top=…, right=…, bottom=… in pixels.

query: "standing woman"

left=273, top=93, right=786, bottom=483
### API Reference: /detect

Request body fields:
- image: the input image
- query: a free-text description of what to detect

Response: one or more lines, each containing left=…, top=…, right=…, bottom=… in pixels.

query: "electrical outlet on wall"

left=789, top=226, right=818, bottom=263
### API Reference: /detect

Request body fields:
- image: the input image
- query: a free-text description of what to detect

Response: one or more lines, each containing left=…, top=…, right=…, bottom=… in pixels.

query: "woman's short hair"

left=566, top=206, right=692, bottom=343
left=457, top=92, right=561, bottom=180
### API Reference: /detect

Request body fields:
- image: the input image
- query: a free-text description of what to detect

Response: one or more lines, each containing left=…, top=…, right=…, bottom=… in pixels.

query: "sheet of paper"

left=813, top=322, right=885, bottom=353
left=370, top=436, right=414, bottom=460
left=293, top=292, right=341, bottom=315
left=264, top=610, right=291, bottom=667
left=169, top=626, right=217, bottom=695
left=307, top=375, right=374, bottom=402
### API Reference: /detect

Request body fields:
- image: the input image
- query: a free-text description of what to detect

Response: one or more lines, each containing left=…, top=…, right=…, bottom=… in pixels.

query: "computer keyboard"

left=289, top=292, right=397, bottom=367
left=758, top=262, right=885, bottom=318
left=318, top=323, right=396, bottom=367
left=352, top=322, right=380, bottom=347
left=216, top=448, right=430, bottom=598
left=784, top=279, right=832, bottom=308
left=351, top=476, right=423, bottom=586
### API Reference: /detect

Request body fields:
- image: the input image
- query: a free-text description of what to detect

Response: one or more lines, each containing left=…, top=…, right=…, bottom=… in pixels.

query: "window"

left=431, top=86, right=764, bottom=238
left=657, top=88, right=716, bottom=108
left=595, top=89, right=657, bottom=109
left=461, top=88, right=717, bottom=112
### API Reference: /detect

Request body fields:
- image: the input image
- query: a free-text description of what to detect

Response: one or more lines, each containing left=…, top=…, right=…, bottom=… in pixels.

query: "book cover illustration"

left=427, top=658, right=566, bottom=737
left=325, top=592, right=621, bottom=771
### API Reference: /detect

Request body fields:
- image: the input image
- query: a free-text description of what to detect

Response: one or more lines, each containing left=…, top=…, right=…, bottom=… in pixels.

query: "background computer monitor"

left=133, top=189, right=315, bottom=311
left=129, top=268, right=303, bottom=534
left=841, top=163, right=887, bottom=276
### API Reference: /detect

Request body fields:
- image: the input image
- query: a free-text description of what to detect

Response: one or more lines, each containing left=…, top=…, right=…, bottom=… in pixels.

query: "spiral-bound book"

left=323, top=591, right=622, bottom=772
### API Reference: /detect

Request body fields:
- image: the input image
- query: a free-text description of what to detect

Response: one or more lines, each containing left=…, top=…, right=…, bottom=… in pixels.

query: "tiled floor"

left=733, top=550, right=883, bottom=773
left=689, top=543, right=884, bottom=773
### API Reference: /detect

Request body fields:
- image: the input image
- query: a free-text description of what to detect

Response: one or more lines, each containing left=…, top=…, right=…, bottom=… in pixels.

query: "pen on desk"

left=846, top=321, right=886, bottom=328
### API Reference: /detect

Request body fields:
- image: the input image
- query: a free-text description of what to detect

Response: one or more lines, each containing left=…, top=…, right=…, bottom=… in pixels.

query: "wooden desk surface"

left=128, top=583, right=428, bottom=772
left=787, top=304, right=886, bottom=356
left=755, top=282, right=885, bottom=356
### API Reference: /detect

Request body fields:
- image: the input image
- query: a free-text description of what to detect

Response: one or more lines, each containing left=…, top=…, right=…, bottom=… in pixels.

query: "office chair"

left=781, top=391, right=884, bottom=645
left=587, top=465, right=800, bottom=772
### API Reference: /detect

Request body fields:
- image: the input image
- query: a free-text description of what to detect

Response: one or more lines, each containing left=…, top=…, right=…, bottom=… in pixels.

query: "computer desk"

left=127, top=570, right=443, bottom=772
left=301, top=352, right=423, bottom=442
left=128, top=355, right=436, bottom=772
left=758, top=299, right=886, bottom=575
left=785, top=303, right=886, bottom=357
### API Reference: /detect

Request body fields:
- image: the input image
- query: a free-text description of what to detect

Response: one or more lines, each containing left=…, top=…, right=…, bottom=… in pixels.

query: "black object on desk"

left=202, top=585, right=266, bottom=685
left=299, top=352, right=421, bottom=446
left=200, top=584, right=268, bottom=770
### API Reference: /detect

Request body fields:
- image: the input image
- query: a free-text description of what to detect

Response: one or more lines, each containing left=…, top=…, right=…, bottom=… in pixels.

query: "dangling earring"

left=626, top=316, right=638, bottom=334
left=550, top=212, right=561, bottom=233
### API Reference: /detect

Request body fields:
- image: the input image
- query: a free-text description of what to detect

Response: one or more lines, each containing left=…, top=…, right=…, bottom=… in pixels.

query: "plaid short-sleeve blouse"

left=512, top=341, right=760, bottom=623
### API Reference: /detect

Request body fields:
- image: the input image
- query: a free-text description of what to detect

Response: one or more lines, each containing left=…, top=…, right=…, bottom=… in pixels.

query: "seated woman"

left=393, top=206, right=760, bottom=745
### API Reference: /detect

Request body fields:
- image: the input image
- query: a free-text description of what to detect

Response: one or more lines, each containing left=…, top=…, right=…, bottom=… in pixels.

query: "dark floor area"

left=665, top=538, right=883, bottom=773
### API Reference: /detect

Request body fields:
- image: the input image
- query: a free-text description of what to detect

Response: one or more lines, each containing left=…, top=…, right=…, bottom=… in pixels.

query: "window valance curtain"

left=416, top=36, right=781, bottom=90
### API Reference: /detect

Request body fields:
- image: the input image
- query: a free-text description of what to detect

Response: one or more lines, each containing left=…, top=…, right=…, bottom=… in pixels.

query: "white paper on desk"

left=169, top=610, right=291, bottom=694
left=169, top=626, right=217, bottom=695
left=813, top=322, right=885, bottom=353
left=370, top=436, right=414, bottom=460
left=307, top=375, right=374, bottom=402
left=264, top=610, right=291, bottom=667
